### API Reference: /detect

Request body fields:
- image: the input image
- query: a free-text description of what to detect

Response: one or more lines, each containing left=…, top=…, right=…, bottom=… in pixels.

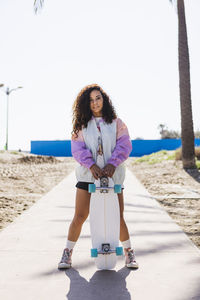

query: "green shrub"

left=10, top=151, right=19, bottom=155
left=195, top=147, right=200, bottom=160
left=175, top=147, right=200, bottom=161
left=133, top=150, right=175, bottom=165
left=175, top=148, right=182, bottom=160
left=196, top=160, right=200, bottom=169
left=167, top=153, right=176, bottom=160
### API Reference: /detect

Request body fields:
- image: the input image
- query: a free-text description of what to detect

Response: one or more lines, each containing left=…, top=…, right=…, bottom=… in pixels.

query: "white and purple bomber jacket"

left=71, top=117, right=132, bottom=184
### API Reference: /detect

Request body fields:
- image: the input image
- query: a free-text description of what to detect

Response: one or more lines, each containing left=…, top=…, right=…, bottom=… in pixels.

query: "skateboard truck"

left=102, top=243, right=110, bottom=252
left=100, top=177, right=109, bottom=193
left=99, top=243, right=115, bottom=255
left=88, top=177, right=122, bottom=194
left=91, top=243, right=123, bottom=257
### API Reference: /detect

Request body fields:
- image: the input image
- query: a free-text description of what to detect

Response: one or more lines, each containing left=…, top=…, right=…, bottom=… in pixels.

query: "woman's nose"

left=91, top=99, right=98, bottom=104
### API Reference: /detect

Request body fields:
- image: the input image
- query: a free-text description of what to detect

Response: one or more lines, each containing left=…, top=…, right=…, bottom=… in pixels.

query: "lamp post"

left=0, top=85, right=23, bottom=151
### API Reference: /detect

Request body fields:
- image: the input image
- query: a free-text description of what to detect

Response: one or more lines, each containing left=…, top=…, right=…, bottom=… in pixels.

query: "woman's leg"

left=67, top=188, right=91, bottom=242
left=118, top=191, right=139, bottom=268
left=118, top=191, right=130, bottom=242
left=58, top=188, right=91, bottom=269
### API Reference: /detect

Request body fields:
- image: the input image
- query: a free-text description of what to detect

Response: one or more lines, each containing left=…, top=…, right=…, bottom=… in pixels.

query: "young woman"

left=58, top=84, right=138, bottom=269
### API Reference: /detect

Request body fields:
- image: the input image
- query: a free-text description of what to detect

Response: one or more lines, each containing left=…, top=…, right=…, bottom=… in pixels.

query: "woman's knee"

left=72, top=213, right=88, bottom=226
left=120, top=215, right=125, bottom=225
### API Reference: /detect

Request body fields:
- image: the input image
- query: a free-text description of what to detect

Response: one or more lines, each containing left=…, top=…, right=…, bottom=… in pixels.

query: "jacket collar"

left=91, top=115, right=104, bottom=123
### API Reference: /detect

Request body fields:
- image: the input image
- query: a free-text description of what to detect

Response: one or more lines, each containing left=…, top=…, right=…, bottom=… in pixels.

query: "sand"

left=0, top=151, right=76, bottom=230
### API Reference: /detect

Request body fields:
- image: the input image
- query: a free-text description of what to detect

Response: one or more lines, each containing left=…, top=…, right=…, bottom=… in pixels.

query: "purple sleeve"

left=107, top=135, right=132, bottom=167
left=71, top=140, right=95, bottom=169
left=107, top=118, right=132, bottom=167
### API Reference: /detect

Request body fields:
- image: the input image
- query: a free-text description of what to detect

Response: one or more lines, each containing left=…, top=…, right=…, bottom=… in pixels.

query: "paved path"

left=0, top=169, right=200, bottom=300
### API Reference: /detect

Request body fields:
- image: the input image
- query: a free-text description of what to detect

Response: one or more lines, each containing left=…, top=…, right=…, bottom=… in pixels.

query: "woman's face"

left=89, top=90, right=104, bottom=117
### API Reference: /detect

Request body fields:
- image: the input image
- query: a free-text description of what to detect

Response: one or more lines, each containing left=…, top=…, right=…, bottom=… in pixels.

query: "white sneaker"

left=124, top=248, right=139, bottom=269
left=58, top=248, right=72, bottom=269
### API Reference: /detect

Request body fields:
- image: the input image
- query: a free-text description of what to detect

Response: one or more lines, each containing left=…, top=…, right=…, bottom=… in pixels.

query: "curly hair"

left=72, top=84, right=117, bottom=136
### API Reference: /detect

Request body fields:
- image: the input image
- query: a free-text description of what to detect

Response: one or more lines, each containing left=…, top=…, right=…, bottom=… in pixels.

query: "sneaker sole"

left=126, top=263, right=139, bottom=269
left=58, top=263, right=71, bottom=269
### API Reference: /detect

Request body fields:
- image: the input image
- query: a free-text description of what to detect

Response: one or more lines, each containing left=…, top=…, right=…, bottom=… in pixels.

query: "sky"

left=0, top=0, right=199, bottom=151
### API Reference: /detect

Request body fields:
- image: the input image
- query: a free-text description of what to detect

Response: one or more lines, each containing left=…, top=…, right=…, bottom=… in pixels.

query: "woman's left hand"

left=102, top=164, right=116, bottom=178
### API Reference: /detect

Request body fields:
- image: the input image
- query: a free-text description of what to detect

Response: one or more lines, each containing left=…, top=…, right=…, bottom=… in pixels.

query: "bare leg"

left=118, top=191, right=130, bottom=242
left=67, top=188, right=91, bottom=242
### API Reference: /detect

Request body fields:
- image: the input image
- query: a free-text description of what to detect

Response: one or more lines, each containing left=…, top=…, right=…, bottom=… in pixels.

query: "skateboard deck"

left=89, top=177, right=123, bottom=269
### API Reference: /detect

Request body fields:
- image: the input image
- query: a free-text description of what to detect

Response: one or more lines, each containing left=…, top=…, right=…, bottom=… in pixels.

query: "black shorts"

left=75, top=182, right=93, bottom=191
left=75, top=181, right=124, bottom=192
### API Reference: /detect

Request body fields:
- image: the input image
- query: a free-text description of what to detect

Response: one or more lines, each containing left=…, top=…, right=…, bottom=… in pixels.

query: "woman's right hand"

left=90, top=164, right=104, bottom=180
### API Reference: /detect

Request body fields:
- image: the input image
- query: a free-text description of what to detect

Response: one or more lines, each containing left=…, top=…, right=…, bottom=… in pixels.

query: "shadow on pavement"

left=54, top=234, right=91, bottom=239
left=56, top=206, right=75, bottom=209
left=185, top=168, right=200, bottom=183
left=134, top=240, right=189, bottom=256
left=65, top=267, right=134, bottom=300
left=123, top=216, right=173, bottom=224
left=49, top=219, right=89, bottom=223
left=125, top=201, right=163, bottom=211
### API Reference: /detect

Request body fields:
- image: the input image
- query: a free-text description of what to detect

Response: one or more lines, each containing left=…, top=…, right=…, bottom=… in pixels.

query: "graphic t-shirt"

left=94, top=117, right=103, bottom=157
left=94, top=117, right=101, bottom=131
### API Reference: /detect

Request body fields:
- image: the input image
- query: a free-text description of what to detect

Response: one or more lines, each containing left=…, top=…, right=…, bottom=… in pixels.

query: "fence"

left=31, top=139, right=200, bottom=157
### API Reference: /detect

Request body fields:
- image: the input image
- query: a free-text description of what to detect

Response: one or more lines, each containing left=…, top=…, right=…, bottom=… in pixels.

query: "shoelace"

left=62, top=250, right=71, bottom=261
left=128, top=250, right=136, bottom=262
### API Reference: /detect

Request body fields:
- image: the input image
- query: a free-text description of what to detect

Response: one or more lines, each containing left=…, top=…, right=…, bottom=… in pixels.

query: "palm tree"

left=170, top=0, right=196, bottom=169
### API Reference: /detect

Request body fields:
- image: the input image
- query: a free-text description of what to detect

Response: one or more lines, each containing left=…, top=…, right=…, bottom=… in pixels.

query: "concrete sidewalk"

left=0, top=169, right=200, bottom=300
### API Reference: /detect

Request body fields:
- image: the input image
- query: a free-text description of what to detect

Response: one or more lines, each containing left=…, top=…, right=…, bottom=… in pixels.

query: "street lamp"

left=0, top=85, right=23, bottom=151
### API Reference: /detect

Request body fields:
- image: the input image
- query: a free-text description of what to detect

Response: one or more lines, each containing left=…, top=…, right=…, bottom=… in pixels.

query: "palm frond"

left=169, top=0, right=177, bottom=14
left=34, top=0, right=44, bottom=14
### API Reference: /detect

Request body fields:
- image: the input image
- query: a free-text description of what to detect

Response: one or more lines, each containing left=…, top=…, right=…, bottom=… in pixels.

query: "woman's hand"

left=90, top=164, right=104, bottom=180
left=103, top=164, right=116, bottom=178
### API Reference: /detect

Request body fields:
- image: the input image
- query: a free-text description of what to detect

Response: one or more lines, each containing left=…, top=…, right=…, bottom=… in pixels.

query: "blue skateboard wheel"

left=116, top=246, right=123, bottom=256
left=89, top=184, right=96, bottom=193
left=91, top=248, right=98, bottom=257
left=114, top=184, right=121, bottom=194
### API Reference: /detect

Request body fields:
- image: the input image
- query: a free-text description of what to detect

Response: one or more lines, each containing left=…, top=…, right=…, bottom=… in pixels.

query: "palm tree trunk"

left=177, top=0, right=196, bottom=169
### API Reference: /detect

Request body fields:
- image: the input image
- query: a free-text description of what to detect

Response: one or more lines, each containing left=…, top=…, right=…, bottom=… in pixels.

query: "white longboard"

left=89, top=177, right=122, bottom=270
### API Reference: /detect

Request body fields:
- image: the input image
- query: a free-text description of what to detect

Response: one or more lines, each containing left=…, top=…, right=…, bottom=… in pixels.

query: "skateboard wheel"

left=91, top=248, right=98, bottom=257
left=114, top=184, right=121, bottom=194
left=89, top=184, right=96, bottom=193
left=116, top=246, right=123, bottom=256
